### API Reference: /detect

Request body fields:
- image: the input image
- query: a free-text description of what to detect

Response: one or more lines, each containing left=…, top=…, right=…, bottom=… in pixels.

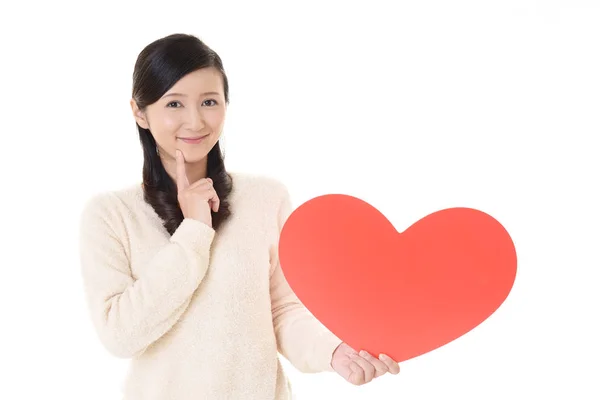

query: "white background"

left=1, top=0, right=599, bottom=399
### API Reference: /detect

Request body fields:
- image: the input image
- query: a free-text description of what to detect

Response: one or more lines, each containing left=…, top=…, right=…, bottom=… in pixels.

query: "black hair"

left=131, top=33, right=232, bottom=235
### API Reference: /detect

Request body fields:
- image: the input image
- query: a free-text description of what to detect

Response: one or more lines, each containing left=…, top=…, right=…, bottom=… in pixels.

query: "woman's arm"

left=269, top=186, right=343, bottom=373
left=79, top=193, right=214, bottom=359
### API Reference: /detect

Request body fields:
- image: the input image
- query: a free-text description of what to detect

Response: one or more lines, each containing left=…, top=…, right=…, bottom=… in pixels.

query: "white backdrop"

left=0, top=0, right=599, bottom=399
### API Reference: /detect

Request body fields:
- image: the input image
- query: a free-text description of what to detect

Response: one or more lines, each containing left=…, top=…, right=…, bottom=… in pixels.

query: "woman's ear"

left=130, top=98, right=150, bottom=129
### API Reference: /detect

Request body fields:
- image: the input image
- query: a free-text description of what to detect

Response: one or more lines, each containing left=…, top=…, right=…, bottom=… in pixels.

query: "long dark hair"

left=131, top=33, right=233, bottom=235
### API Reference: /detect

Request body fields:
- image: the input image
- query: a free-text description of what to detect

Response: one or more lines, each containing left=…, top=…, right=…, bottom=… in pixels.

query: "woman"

left=79, top=33, right=400, bottom=399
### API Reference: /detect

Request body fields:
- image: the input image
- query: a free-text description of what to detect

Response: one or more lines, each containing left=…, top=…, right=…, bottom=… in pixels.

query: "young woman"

left=79, top=33, right=400, bottom=399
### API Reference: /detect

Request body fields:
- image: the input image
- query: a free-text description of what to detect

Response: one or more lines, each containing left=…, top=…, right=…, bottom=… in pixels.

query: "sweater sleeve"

left=79, top=193, right=215, bottom=359
left=269, top=186, right=343, bottom=373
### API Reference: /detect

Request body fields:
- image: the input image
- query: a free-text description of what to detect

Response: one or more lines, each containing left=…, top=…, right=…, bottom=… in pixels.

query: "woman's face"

left=131, top=67, right=227, bottom=164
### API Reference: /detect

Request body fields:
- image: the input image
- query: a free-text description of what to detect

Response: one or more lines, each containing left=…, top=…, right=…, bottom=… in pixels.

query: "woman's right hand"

left=175, top=149, right=220, bottom=227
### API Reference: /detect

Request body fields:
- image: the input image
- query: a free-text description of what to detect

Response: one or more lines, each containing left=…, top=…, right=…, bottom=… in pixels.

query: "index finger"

left=358, top=350, right=388, bottom=377
left=378, top=354, right=400, bottom=374
left=175, top=150, right=189, bottom=190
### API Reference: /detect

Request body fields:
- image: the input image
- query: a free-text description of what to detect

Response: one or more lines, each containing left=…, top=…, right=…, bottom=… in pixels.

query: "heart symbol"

left=279, top=194, right=517, bottom=363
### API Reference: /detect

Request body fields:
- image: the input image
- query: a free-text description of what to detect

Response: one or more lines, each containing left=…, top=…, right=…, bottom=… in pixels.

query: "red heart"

left=279, top=194, right=517, bottom=363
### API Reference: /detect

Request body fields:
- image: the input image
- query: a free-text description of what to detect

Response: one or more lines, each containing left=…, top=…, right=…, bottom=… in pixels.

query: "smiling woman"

left=129, top=36, right=232, bottom=234
left=78, top=33, right=399, bottom=400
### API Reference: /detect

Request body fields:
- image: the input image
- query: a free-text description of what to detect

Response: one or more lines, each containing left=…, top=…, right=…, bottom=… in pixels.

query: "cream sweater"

left=79, top=173, right=342, bottom=399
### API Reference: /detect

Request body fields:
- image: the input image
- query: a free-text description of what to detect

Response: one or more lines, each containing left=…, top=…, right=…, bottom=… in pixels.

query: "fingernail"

left=359, top=350, right=367, bottom=357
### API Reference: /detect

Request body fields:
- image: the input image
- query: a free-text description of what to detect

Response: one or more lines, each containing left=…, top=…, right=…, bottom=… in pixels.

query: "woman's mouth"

left=178, top=134, right=209, bottom=144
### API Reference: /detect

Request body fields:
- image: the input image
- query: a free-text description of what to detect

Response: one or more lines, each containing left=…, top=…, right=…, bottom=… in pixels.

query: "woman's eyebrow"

left=162, top=91, right=221, bottom=98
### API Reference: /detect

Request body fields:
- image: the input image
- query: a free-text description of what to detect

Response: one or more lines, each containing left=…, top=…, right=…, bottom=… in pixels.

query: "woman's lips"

left=178, top=134, right=209, bottom=144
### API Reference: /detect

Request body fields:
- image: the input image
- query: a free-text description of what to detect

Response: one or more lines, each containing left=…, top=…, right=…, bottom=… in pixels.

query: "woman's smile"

left=177, top=134, right=210, bottom=144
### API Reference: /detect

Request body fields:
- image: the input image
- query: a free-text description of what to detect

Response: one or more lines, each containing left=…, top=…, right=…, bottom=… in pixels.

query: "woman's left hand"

left=330, top=342, right=400, bottom=386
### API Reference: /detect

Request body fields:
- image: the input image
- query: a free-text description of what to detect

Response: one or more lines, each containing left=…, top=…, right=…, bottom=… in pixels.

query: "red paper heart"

left=279, top=194, right=517, bottom=363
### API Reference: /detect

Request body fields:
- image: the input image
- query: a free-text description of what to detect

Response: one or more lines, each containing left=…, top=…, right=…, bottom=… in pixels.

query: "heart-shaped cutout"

left=279, top=194, right=517, bottom=362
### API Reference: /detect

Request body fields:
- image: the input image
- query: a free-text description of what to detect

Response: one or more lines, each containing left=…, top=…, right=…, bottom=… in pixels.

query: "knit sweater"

left=78, top=173, right=342, bottom=399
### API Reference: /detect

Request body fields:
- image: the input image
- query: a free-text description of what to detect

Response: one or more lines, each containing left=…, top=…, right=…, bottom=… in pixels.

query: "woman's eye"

left=203, top=99, right=218, bottom=106
left=166, top=101, right=181, bottom=108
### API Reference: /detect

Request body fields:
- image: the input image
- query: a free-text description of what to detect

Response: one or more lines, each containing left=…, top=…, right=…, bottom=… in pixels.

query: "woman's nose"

left=187, top=108, right=206, bottom=131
